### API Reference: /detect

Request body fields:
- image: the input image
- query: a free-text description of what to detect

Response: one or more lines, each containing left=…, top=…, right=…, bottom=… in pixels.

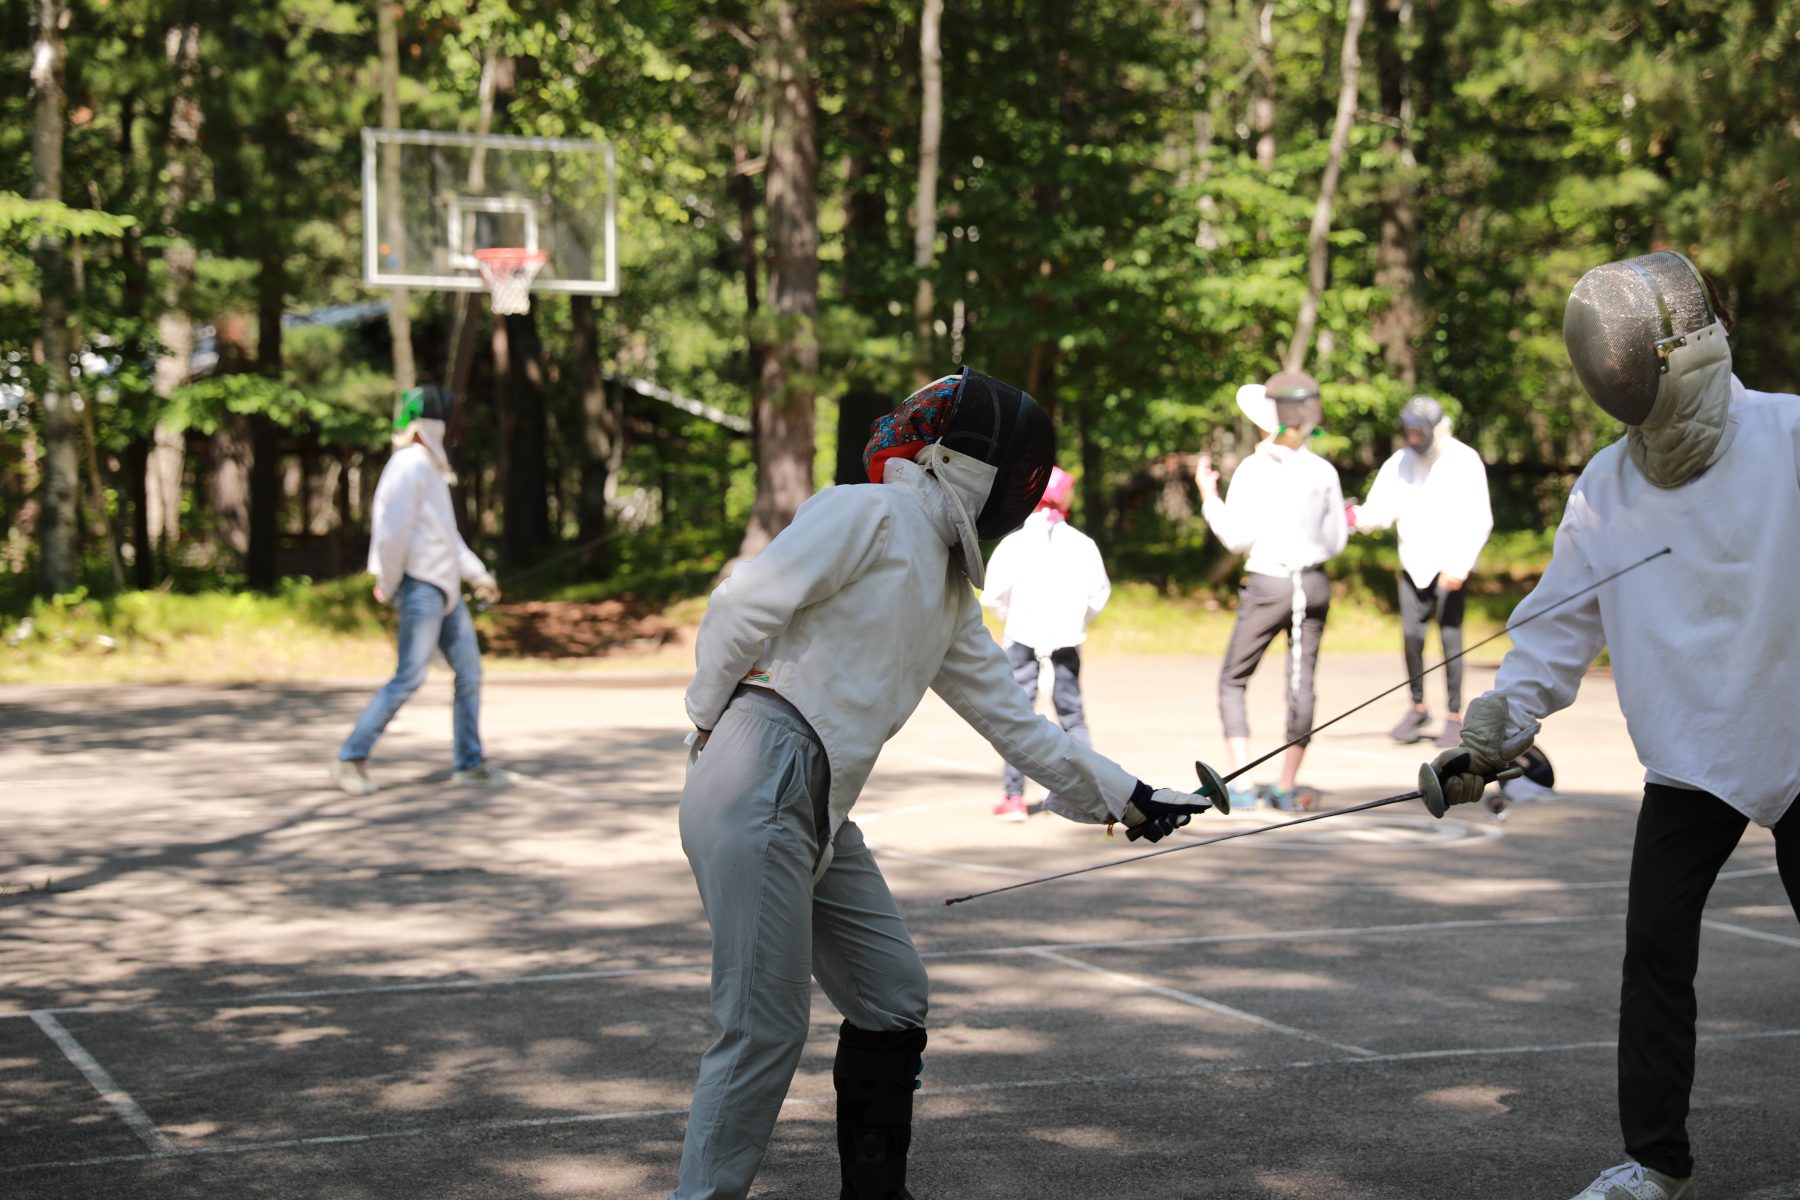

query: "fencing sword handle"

left=1195, top=761, right=1231, bottom=815
left=1418, top=756, right=1525, bottom=819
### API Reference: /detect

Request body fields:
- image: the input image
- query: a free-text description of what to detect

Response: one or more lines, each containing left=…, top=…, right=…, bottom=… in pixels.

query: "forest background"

left=2, top=0, right=1796, bottom=682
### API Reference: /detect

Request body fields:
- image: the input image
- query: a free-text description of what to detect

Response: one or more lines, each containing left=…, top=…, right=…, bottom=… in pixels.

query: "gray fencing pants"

left=673, top=686, right=929, bottom=1200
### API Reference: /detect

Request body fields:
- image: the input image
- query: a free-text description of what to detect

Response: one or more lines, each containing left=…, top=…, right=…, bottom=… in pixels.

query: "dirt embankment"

left=479, top=598, right=692, bottom=660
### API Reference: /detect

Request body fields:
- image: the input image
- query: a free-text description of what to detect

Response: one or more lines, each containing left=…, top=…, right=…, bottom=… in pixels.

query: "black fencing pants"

left=1399, top=572, right=1467, bottom=712
left=1619, top=784, right=1800, bottom=1178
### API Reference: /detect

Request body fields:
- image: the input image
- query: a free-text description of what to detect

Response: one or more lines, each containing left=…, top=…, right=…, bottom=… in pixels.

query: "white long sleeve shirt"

left=1355, top=435, right=1494, bottom=587
left=685, top=458, right=1138, bottom=842
left=366, top=443, right=491, bottom=604
left=980, top=511, right=1111, bottom=652
left=1202, top=441, right=1347, bottom=577
left=1486, top=378, right=1798, bottom=827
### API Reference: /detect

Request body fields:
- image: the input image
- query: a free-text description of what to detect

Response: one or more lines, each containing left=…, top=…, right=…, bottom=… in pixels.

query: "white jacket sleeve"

left=1083, top=536, right=1111, bottom=624
left=1317, top=462, right=1348, bottom=559
left=930, top=591, right=1137, bottom=823
left=1200, top=459, right=1258, bottom=555
left=1439, top=452, right=1493, bottom=581
left=1489, top=489, right=1606, bottom=744
left=367, top=458, right=420, bottom=601
left=1355, top=454, right=1403, bottom=531
left=685, top=487, right=892, bottom=731
left=979, top=533, right=1017, bottom=621
left=457, top=534, right=493, bottom=588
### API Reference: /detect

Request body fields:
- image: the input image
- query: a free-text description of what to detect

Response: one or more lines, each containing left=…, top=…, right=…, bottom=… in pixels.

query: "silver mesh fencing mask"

left=1563, top=251, right=1720, bottom=426
left=937, top=367, right=1056, bottom=538
left=1399, top=395, right=1443, bottom=454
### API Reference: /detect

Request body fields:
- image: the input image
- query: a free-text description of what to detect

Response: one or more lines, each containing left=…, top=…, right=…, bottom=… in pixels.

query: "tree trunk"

left=731, top=120, right=764, bottom=386
left=1253, top=1, right=1277, bottom=171
left=1372, top=0, right=1419, bottom=383
left=246, top=252, right=284, bottom=590
left=1191, top=0, right=1218, bottom=249
left=571, top=295, right=622, bottom=577
left=212, top=422, right=252, bottom=561
left=32, top=0, right=79, bottom=596
left=736, top=0, right=819, bottom=562
left=1284, top=0, right=1368, bottom=373
left=149, top=24, right=202, bottom=564
left=444, top=55, right=500, bottom=400
left=912, top=0, right=943, bottom=381
left=376, top=0, right=416, bottom=392
left=498, top=306, right=552, bottom=567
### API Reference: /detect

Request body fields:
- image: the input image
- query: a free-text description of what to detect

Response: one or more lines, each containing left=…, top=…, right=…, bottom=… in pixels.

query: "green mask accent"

left=393, top=388, right=426, bottom=432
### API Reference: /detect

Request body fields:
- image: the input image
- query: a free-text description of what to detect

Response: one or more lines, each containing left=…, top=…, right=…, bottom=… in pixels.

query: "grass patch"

left=2, top=530, right=1560, bottom=685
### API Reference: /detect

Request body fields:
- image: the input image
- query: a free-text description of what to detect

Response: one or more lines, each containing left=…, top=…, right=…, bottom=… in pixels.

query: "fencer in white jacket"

left=1428, top=253, right=1799, bottom=1200
left=672, top=370, right=1209, bottom=1200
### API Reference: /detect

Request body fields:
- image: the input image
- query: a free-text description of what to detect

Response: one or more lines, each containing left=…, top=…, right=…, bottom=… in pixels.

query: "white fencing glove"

left=1119, top=782, right=1213, bottom=843
left=1427, top=693, right=1539, bottom=811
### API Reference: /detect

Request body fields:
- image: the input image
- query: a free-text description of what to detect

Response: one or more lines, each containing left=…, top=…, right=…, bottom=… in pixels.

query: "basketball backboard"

left=360, top=128, right=618, bottom=298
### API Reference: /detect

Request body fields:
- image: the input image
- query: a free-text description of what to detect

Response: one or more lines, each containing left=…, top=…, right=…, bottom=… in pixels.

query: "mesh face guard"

left=938, top=367, right=1056, bottom=538
left=1564, top=251, right=1718, bottom=425
left=1399, top=394, right=1443, bottom=452
left=1265, top=369, right=1324, bottom=432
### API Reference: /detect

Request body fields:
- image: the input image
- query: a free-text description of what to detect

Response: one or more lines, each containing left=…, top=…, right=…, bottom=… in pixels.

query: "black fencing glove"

left=1119, top=780, right=1213, bottom=843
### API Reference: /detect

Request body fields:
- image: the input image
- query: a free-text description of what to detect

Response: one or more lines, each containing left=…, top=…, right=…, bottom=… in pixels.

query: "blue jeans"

left=339, top=576, right=484, bottom=771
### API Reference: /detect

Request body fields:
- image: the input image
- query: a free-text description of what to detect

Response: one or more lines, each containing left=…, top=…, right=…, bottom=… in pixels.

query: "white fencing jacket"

left=1202, top=440, right=1347, bottom=578
left=1485, top=378, right=1798, bottom=827
left=685, top=456, right=1138, bottom=843
left=980, top=510, right=1111, bottom=653
left=1355, top=435, right=1493, bottom=588
left=367, top=438, right=493, bottom=604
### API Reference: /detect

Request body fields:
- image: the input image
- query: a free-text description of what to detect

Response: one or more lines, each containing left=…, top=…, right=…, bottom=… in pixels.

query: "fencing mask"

left=1235, top=370, right=1324, bottom=438
left=1399, top=395, right=1444, bottom=456
left=862, top=367, right=1055, bottom=586
left=394, top=385, right=458, bottom=480
left=1563, top=251, right=1733, bottom=487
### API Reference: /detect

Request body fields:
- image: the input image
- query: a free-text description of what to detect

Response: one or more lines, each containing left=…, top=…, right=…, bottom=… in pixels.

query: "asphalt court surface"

left=2, top=653, right=1796, bottom=1198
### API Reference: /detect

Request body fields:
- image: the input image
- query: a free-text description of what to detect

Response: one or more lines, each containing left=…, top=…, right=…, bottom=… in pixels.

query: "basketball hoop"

left=473, top=247, right=547, bottom=315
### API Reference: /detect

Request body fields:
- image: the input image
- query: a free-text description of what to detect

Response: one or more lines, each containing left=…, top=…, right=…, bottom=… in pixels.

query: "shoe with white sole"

left=451, top=762, right=514, bottom=786
left=992, top=793, right=1028, bottom=822
left=329, top=758, right=377, bottom=796
left=1567, top=1161, right=1696, bottom=1200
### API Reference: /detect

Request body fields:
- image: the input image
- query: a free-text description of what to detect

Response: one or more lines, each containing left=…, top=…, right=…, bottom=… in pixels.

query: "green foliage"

left=3, top=0, right=1797, bottom=621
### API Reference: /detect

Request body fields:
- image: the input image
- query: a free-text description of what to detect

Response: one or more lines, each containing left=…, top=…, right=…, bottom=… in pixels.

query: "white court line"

left=4, top=913, right=1611, bottom=1020
left=7, top=906, right=1779, bottom=1022
left=8, top=1028, right=1799, bottom=1177
left=28, top=1012, right=173, bottom=1156
left=1738, top=1179, right=1800, bottom=1200
left=1703, top=918, right=1800, bottom=950
left=1025, top=946, right=1377, bottom=1058
left=10, top=961, right=710, bottom=1018
left=967, top=913, right=1614, bottom=959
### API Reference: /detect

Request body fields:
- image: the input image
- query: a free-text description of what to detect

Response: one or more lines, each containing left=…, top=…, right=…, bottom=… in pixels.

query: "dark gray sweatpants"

left=1001, top=641, right=1091, bottom=797
left=1217, top=568, right=1330, bottom=746
left=673, top=686, right=929, bottom=1200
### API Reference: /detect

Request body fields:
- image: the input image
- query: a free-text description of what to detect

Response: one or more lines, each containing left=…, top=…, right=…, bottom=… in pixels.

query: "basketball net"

left=473, top=248, right=548, bottom=315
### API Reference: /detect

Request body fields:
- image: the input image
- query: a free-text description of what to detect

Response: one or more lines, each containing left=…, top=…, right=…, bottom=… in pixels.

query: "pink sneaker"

left=993, top=794, right=1029, bottom=822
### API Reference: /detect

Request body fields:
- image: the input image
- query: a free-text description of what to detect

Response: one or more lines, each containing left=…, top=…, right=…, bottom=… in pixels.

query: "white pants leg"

left=672, top=689, right=927, bottom=1200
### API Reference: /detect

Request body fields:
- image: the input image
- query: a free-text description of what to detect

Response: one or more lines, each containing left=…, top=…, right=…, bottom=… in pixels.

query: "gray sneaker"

left=329, top=758, right=377, bottom=796
left=451, top=762, right=514, bottom=786
left=1568, top=1161, right=1696, bottom=1200
left=1389, top=707, right=1431, bottom=743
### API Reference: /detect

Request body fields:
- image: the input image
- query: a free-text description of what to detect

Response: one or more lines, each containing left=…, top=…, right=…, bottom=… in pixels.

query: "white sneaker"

left=1568, top=1161, right=1696, bottom=1200
left=329, top=759, right=377, bottom=797
left=451, top=762, right=515, bottom=786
